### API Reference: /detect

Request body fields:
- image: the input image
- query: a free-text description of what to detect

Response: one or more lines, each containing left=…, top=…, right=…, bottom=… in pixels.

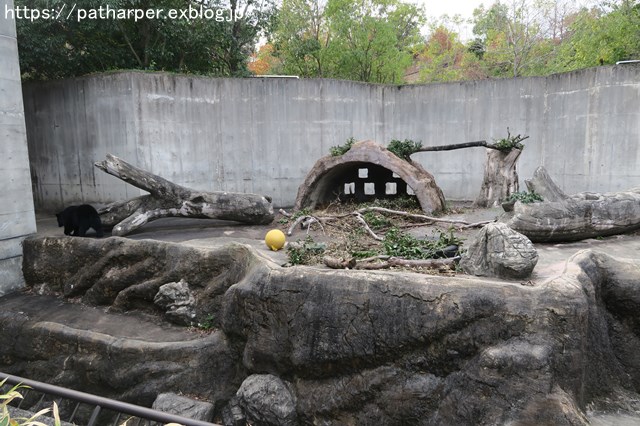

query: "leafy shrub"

left=492, top=129, right=528, bottom=151
left=329, top=137, right=356, bottom=156
left=351, top=250, right=380, bottom=259
left=507, top=190, right=543, bottom=204
left=287, top=236, right=325, bottom=265
left=368, top=196, right=421, bottom=211
left=197, top=314, right=215, bottom=330
left=1, top=379, right=60, bottom=426
left=383, top=228, right=461, bottom=259
left=387, top=139, right=423, bottom=160
left=362, top=211, right=391, bottom=230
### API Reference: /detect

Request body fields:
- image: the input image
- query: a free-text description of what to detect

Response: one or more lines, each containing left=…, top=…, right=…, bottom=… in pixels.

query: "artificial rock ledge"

left=2, top=236, right=640, bottom=424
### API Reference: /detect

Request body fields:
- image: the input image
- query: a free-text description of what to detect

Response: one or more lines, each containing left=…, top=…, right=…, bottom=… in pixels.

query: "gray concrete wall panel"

left=0, top=0, right=37, bottom=296
left=22, top=65, right=640, bottom=211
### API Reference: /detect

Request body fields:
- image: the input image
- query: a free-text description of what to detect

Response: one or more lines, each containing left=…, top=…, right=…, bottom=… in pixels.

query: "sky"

left=412, top=0, right=491, bottom=40
left=415, top=0, right=488, bottom=21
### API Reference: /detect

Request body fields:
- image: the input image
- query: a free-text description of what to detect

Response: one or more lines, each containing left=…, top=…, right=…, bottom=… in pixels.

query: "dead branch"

left=414, top=133, right=529, bottom=154
left=323, top=256, right=357, bottom=269
left=354, top=212, right=384, bottom=241
left=94, top=154, right=274, bottom=236
left=416, top=141, right=490, bottom=152
left=286, top=205, right=492, bottom=239
left=302, top=216, right=325, bottom=235
left=287, top=215, right=311, bottom=235
left=357, top=206, right=490, bottom=228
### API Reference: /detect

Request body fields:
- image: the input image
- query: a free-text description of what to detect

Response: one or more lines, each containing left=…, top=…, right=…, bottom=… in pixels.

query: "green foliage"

left=507, top=190, right=543, bottom=204
left=362, top=212, right=391, bottom=230
left=329, top=137, right=356, bottom=156
left=492, top=129, right=528, bottom=151
left=351, top=249, right=380, bottom=259
left=15, top=0, right=276, bottom=80
left=416, top=25, right=486, bottom=83
left=470, top=2, right=548, bottom=78
left=383, top=228, right=461, bottom=259
left=550, top=2, right=640, bottom=73
left=272, top=0, right=424, bottom=83
left=1, top=380, right=61, bottom=426
left=368, top=196, right=421, bottom=211
left=287, top=236, right=325, bottom=265
left=197, top=314, right=216, bottom=330
left=493, top=137, right=524, bottom=151
left=387, top=139, right=422, bottom=160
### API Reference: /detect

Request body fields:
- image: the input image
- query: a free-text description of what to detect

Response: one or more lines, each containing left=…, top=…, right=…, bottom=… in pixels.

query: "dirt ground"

left=35, top=203, right=640, bottom=285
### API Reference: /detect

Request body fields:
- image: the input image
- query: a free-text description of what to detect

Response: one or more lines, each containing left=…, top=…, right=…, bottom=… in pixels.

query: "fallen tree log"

left=95, top=154, right=274, bottom=236
left=501, top=166, right=640, bottom=242
left=323, top=255, right=459, bottom=270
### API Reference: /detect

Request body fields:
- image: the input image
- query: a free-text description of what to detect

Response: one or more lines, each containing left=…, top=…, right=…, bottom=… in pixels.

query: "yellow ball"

left=265, top=229, right=286, bottom=251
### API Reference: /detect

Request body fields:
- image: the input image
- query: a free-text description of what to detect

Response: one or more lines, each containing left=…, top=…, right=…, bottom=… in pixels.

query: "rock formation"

left=460, top=222, right=538, bottom=279
left=1, top=236, right=639, bottom=424
left=152, top=393, right=215, bottom=422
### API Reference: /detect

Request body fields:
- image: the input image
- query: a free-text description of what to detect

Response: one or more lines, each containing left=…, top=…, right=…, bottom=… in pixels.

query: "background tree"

left=471, top=0, right=551, bottom=78
left=16, top=0, right=276, bottom=79
left=271, top=0, right=424, bottom=83
left=271, top=0, right=329, bottom=77
left=550, top=0, right=640, bottom=72
left=248, top=43, right=281, bottom=75
left=415, top=26, right=486, bottom=82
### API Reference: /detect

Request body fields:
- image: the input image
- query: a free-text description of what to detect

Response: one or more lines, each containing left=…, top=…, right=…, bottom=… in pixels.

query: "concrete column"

left=0, top=0, right=37, bottom=296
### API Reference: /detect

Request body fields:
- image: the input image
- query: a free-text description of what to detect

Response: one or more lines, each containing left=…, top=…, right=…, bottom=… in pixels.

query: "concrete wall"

left=23, top=65, right=640, bottom=211
left=0, top=0, right=37, bottom=295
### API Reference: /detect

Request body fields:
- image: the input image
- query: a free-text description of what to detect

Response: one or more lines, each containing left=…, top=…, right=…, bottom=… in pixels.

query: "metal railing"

left=0, top=372, right=221, bottom=426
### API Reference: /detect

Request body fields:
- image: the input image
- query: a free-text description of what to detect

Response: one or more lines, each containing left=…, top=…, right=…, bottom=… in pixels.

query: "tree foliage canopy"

left=13, top=0, right=640, bottom=82
left=16, top=0, right=276, bottom=79
left=269, top=0, right=424, bottom=83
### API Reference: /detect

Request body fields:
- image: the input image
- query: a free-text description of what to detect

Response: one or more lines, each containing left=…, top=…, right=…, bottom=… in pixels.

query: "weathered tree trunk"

left=95, top=154, right=274, bottom=236
left=524, top=166, right=568, bottom=202
left=501, top=166, right=640, bottom=242
left=474, top=148, right=522, bottom=208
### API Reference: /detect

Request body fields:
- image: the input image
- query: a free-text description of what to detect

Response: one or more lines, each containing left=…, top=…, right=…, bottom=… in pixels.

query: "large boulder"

left=236, top=375, right=297, bottom=426
left=460, top=222, right=538, bottom=279
left=153, top=279, right=197, bottom=325
left=152, top=393, right=215, bottom=422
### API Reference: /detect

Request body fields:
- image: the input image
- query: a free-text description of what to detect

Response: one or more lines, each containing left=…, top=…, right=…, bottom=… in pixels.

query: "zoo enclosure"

left=22, top=65, right=640, bottom=211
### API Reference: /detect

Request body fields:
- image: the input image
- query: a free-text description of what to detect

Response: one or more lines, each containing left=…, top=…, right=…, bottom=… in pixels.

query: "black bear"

left=56, top=204, right=104, bottom=237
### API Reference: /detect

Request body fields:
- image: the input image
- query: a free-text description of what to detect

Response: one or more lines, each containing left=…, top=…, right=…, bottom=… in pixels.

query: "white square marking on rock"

left=364, top=182, right=375, bottom=195
left=358, top=168, right=369, bottom=178
left=344, top=182, right=355, bottom=194
left=385, top=182, right=397, bottom=195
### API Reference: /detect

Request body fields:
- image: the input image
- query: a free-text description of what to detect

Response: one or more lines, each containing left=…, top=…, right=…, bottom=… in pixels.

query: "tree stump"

left=474, top=148, right=522, bottom=208
left=95, top=154, right=274, bottom=236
